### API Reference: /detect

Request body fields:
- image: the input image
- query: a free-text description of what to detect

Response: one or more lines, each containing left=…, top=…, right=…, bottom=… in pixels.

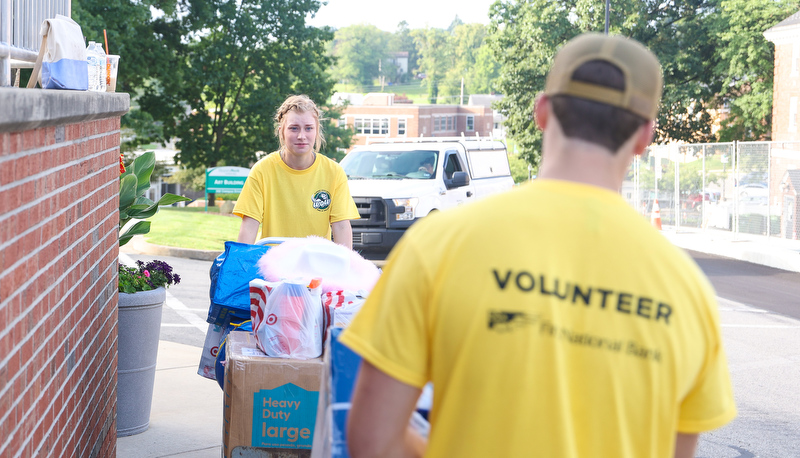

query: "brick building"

left=765, top=11, right=800, bottom=142
left=338, top=93, right=494, bottom=150
left=765, top=10, right=800, bottom=239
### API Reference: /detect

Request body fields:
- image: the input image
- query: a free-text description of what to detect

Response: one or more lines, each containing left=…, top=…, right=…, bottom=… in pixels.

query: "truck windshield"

left=340, top=149, right=439, bottom=179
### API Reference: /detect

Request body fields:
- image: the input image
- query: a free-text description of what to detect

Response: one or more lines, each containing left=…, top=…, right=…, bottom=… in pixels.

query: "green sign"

left=205, top=166, right=250, bottom=193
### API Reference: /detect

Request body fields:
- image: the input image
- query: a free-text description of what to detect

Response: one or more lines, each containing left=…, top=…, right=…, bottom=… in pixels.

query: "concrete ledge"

left=0, top=87, right=130, bottom=133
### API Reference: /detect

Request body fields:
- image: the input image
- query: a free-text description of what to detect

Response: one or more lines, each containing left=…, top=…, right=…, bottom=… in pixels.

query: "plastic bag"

left=197, top=320, right=252, bottom=387
left=208, top=241, right=270, bottom=325
left=250, top=278, right=323, bottom=359
left=322, top=290, right=368, bottom=328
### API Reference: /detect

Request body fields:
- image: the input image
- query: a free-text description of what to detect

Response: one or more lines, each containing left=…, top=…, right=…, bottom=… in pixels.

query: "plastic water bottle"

left=86, top=41, right=107, bottom=92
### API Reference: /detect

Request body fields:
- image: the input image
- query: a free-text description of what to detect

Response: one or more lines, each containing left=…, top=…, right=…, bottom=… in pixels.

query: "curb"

left=124, top=235, right=223, bottom=262
left=661, top=229, right=800, bottom=273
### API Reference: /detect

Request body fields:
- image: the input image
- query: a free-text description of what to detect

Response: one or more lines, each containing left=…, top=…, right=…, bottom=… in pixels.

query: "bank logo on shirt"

left=312, top=190, right=331, bottom=211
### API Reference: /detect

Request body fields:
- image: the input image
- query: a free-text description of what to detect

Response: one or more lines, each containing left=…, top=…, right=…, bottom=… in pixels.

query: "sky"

left=306, top=0, right=498, bottom=32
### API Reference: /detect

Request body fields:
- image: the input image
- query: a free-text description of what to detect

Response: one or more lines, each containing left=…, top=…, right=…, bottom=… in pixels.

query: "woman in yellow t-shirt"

left=232, top=95, right=359, bottom=248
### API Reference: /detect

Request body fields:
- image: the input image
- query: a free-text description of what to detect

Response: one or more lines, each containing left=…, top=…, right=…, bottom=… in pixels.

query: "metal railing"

left=0, top=0, right=71, bottom=87
left=625, top=141, right=800, bottom=241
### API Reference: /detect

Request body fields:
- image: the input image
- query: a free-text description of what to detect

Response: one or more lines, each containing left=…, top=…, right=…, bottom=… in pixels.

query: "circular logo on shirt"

left=312, top=190, right=331, bottom=211
left=266, top=314, right=278, bottom=325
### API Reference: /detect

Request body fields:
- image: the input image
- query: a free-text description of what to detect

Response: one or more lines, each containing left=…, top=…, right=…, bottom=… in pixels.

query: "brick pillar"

left=0, top=88, right=129, bottom=457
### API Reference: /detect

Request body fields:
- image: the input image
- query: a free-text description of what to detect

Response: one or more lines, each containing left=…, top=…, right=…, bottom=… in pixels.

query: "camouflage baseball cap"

left=544, top=33, right=663, bottom=120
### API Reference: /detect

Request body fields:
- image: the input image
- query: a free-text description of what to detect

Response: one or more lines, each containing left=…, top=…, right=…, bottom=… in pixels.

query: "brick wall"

left=343, top=104, right=495, bottom=149
left=765, top=16, right=800, bottom=142
left=0, top=89, right=129, bottom=457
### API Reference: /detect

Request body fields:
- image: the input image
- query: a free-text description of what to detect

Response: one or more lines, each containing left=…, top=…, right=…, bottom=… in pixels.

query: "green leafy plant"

left=119, top=151, right=190, bottom=246
left=119, top=260, right=181, bottom=294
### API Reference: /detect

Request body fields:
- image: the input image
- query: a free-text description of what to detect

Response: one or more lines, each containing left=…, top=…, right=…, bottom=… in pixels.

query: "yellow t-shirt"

left=340, top=179, right=736, bottom=458
left=233, top=152, right=359, bottom=240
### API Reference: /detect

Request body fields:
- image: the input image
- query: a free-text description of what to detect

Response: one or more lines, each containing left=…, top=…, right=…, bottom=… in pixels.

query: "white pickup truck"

left=339, top=137, right=515, bottom=259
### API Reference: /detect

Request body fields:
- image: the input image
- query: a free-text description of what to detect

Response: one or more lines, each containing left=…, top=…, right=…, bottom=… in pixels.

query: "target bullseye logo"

left=266, top=314, right=278, bottom=325
left=210, top=346, right=218, bottom=357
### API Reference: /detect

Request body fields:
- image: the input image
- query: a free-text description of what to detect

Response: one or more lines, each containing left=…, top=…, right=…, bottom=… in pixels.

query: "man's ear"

left=534, top=93, right=549, bottom=131
left=633, top=120, right=656, bottom=156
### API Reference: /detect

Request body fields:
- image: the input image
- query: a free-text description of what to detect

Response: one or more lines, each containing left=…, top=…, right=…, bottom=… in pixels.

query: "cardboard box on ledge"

left=224, top=331, right=324, bottom=458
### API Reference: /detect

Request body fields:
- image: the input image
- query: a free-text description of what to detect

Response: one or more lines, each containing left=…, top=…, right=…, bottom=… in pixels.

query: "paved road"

left=688, top=250, right=800, bottom=320
left=686, top=250, right=800, bottom=458
left=120, top=250, right=800, bottom=457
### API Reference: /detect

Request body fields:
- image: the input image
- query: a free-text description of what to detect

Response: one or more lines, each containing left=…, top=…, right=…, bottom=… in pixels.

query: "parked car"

left=687, top=191, right=720, bottom=210
left=340, top=137, right=515, bottom=259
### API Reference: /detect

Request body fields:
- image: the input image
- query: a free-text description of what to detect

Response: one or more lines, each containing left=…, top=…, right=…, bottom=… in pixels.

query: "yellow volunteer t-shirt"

left=233, top=152, right=359, bottom=240
left=341, top=179, right=736, bottom=458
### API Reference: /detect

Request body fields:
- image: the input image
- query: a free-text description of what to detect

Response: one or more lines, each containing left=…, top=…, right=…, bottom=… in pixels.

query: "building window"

left=793, top=43, right=800, bottom=76
left=467, top=115, right=475, bottom=131
left=354, top=117, right=390, bottom=135
left=398, top=118, right=407, bottom=135
left=434, top=115, right=456, bottom=132
left=338, top=117, right=346, bottom=128
left=790, top=97, right=798, bottom=133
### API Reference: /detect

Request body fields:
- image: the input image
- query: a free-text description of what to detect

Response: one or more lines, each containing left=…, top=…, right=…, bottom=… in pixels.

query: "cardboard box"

left=224, top=331, right=324, bottom=458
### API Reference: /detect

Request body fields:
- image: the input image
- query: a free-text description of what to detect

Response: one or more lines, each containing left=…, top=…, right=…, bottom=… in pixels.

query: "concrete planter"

left=117, top=287, right=165, bottom=437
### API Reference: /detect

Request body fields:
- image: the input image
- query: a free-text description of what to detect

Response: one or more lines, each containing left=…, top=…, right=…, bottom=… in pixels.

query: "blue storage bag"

left=207, top=241, right=270, bottom=325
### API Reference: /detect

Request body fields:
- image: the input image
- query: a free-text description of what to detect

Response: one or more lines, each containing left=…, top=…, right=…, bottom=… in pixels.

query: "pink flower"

left=144, top=270, right=151, bottom=278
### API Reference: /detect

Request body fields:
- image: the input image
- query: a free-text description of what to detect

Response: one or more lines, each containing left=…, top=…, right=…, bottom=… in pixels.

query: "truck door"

left=442, top=150, right=474, bottom=206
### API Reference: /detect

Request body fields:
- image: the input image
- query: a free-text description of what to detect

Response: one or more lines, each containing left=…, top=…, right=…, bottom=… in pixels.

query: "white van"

left=339, top=137, right=515, bottom=259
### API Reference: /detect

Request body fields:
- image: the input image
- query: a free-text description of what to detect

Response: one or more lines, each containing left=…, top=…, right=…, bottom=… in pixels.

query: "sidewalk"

left=116, top=340, right=223, bottom=457
left=115, top=230, right=800, bottom=457
left=660, top=227, right=800, bottom=273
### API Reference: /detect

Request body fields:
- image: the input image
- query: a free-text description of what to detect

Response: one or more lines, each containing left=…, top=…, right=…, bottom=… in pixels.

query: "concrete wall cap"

left=0, top=88, right=130, bottom=133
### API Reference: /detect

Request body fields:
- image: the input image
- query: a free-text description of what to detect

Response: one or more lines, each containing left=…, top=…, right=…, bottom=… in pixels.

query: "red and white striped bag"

left=322, top=290, right=368, bottom=328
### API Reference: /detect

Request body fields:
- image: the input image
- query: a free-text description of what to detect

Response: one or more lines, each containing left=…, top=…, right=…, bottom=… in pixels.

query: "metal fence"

left=0, top=0, right=71, bottom=87
left=624, top=141, right=800, bottom=240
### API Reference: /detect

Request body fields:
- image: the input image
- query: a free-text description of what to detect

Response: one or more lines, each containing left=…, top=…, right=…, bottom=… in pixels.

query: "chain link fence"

left=624, top=141, right=800, bottom=240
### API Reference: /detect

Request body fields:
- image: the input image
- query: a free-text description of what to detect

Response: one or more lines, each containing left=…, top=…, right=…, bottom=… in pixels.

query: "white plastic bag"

left=197, top=323, right=226, bottom=379
left=250, top=278, right=323, bottom=359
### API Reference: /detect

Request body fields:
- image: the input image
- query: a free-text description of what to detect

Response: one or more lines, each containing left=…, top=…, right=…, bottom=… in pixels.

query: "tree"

left=72, top=0, right=182, bottom=94
left=389, top=21, right=420, bottom=83
left=467, top=43, right=501, bottom=95
left=320, top=103, right=355, bottom=162
left=440, top=23, right=488, bottom=103
left=713, top=0, right=797, bottom=141
left=139, top=0, right=336, bottom=173
left=73, top=0, right=184, bottom=151
left=331, top=24, right=391, bottom=87
left=487, top=0, right=573, bottom=169
left=486, top=0, right=741, bottom=170
left=413, top=27, right=453, bottom=104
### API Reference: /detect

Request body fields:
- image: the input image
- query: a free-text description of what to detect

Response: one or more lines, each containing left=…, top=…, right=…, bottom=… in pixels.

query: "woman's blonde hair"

left=274, top=95, right=326, bottom=153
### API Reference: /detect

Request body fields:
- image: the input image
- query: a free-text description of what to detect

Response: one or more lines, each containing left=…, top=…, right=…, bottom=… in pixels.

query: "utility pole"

left=460, top=77, right=464, bottom=105
left=605, top=0, right=610, bottom=34
left=379, top=59, right=385, bottom=91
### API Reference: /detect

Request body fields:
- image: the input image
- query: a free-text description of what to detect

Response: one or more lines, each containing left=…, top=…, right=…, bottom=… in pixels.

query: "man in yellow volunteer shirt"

left=233, top=95, right=359, bottom=248
left=340, top=33, right=736, bottom=458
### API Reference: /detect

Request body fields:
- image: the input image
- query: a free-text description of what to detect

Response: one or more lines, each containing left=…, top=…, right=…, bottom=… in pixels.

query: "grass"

left=143, top=207, right=241, bottom=251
